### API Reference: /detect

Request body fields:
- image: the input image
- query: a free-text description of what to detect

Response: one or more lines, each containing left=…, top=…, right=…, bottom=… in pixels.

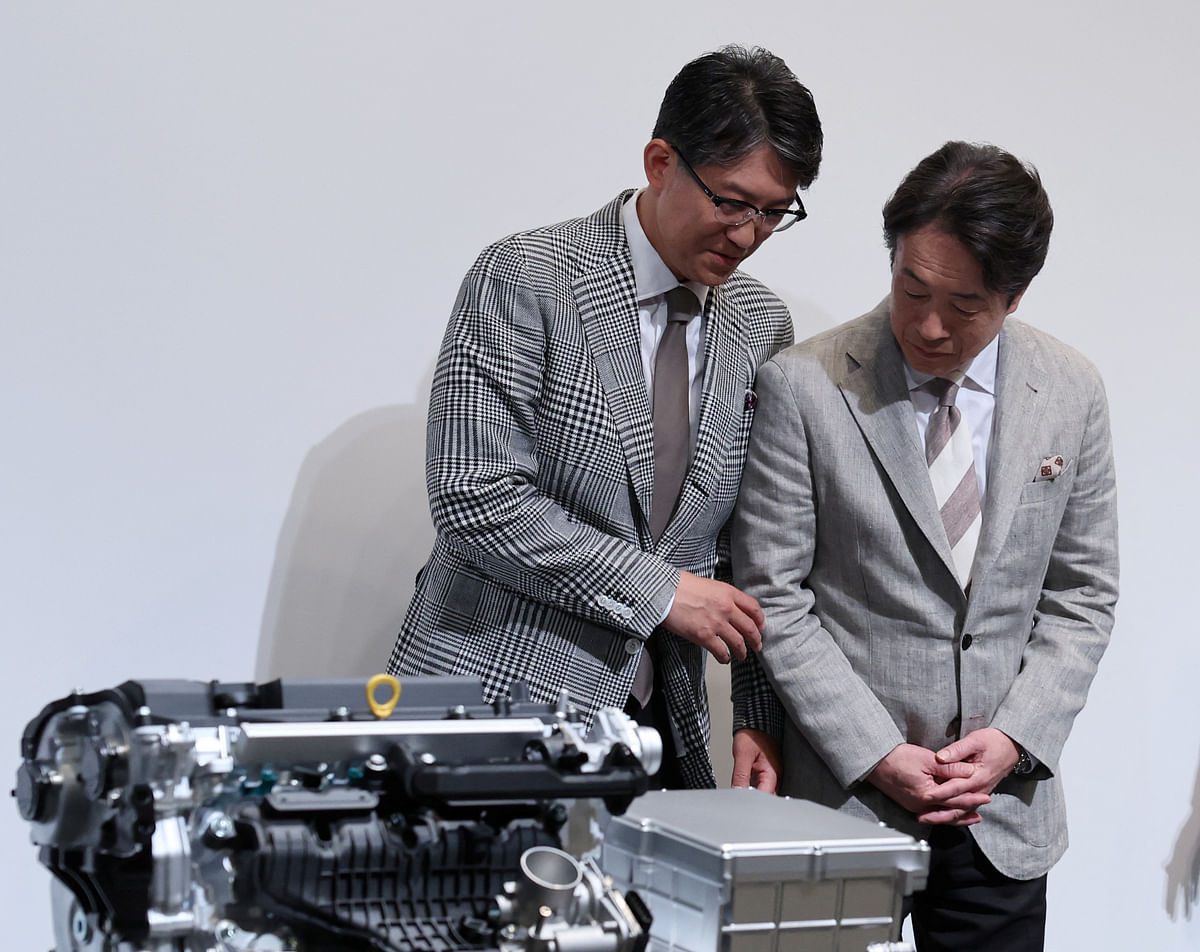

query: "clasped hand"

left=868, top=728, right=1021, bottom=826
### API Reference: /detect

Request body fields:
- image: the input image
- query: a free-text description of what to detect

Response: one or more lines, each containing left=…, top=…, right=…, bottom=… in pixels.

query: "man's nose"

left=915, top=309, right=950, bottom=340
left=726, top=217, right=758, bottom=249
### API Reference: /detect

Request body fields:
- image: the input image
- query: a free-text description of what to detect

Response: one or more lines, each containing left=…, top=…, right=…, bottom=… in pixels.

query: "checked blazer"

left=730, top=300, right=1118, bottom=879
left=388, top=191, right=793, bottom=787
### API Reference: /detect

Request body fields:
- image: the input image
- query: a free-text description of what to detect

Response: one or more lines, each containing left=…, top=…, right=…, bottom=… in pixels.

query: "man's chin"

left=903, top=347, right=958, bottom=377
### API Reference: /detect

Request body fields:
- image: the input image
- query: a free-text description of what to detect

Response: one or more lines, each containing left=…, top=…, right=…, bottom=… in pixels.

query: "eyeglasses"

left=671, top=145, right=807, bottom=233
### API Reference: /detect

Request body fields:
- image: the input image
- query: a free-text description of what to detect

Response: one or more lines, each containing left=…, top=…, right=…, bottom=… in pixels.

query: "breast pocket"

left=1017, top=457, right=1076, bottom=505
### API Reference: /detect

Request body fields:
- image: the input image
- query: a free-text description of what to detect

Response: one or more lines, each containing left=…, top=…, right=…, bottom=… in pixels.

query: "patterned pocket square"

left=1035, top=454, right=1065, bottom=481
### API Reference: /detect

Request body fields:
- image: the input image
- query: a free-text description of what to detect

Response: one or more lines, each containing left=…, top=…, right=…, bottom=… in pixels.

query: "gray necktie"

left=651, top=286, right=698, bottom=541
left=924, top=377, right=982, bottom=587
left=631, top=286, right=697, bottom=709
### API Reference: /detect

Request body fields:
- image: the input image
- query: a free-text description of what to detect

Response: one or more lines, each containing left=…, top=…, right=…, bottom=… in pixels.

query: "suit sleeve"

left=730, top=358, right=904, bottom=783
left=988, top=369, right=1118, bottom=775
left=715, top=319, right=795, bottom=591
left=424, top=243, right=680, bottom=639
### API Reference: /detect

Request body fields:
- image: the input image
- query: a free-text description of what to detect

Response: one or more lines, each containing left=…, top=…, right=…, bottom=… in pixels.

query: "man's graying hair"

left=653, top=45, right=823, bottom=188
left=883, top=141, right=1054, bottom=303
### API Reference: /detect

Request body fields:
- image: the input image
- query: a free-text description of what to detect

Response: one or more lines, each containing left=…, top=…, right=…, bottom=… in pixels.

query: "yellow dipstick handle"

left=366, top=674, right=401, bottom=719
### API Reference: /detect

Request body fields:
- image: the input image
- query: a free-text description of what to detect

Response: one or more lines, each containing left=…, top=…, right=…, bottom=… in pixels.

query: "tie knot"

left=924, top=377, right=961, bottom=408
left=665, top=285, right=699, bottom=325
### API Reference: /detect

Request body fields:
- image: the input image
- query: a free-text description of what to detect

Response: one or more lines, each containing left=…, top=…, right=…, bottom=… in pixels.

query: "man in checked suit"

left=730, top=141, right=1118, bottom=949
left=387, top=46, right=823, bottom=789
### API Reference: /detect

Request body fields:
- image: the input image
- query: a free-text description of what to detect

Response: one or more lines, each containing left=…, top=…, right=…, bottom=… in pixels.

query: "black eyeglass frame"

left=670, top=145, right=807, bottom=232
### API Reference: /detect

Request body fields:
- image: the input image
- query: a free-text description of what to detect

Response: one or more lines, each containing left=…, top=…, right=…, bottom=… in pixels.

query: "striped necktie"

left=924, top=377, right=981, bottom=587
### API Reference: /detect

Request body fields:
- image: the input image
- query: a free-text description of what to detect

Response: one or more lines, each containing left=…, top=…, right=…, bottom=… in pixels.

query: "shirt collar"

left=902, top=330, right=1000, bottom=395
left=621, top=189, right=710, bottom=309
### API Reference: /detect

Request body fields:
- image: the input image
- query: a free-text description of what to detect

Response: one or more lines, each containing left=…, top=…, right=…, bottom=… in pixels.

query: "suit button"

left=945, top=716, right=961, bottom=738
left=961, top=633, right=974, bottom=650
left=624, top=638, right=641, bottom=655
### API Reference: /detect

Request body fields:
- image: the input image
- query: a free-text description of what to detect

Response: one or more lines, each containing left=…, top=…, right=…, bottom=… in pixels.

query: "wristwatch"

left=1012, top=745, right=1034, bottom=776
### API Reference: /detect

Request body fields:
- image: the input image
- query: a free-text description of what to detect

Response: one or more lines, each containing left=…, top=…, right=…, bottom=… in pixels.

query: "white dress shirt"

left=903, top=332, right=1000, bottom=504
left=621, top=190, right=709, bottom=451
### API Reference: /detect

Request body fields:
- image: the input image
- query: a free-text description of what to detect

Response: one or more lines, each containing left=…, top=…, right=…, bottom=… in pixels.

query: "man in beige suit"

left=730, top=141, right=1118, bottom=950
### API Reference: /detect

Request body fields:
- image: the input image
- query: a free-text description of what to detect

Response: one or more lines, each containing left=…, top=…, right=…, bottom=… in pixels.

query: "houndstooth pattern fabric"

left=388, top=192, right=793, bottom=788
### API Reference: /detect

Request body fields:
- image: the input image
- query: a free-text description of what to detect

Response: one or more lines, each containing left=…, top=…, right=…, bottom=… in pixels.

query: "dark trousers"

left=905, top=826, right=1047, bottom=952
left=624, top=685, right=686, bottom=790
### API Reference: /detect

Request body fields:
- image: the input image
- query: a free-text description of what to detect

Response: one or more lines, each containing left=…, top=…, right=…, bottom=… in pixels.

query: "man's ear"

left=643, top=138, right=674, bottom=191
left=1006, top=288, right=1026, bottom=316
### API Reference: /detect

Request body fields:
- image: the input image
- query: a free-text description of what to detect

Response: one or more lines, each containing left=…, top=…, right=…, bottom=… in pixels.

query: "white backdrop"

left=3, top=3, right=1198, bottom=948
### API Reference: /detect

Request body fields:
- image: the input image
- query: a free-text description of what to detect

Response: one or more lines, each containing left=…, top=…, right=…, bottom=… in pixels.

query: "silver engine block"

left=16, top=677, right=658, bottom=952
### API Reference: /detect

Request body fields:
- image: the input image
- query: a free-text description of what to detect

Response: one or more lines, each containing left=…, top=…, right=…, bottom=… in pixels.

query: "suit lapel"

left=573, top=243, right=656, bottom=533
left=570, top=195, right=763, bottom=551
left=839, top=305, right=961, bottom=582
left=972, top=322, right=1050, bottom=580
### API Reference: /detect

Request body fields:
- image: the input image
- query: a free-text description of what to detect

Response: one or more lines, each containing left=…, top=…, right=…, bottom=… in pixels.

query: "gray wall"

left=3, top=3, right=1198, bottom=948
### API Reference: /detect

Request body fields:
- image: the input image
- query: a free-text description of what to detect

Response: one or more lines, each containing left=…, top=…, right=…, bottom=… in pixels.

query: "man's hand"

left=934, top=727, right=1022, bottom=798
left=867, top=743, right=992, bottom=826
left=664, top=571, right=764, bottom=663
left=731, top=728, right=781, bottom=793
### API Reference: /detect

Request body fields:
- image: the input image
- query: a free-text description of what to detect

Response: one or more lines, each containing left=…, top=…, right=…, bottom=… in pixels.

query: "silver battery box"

left=601, top=788, right=929, bottom=952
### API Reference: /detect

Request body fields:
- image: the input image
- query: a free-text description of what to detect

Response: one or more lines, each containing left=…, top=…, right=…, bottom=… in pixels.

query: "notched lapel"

left=573, top=254, right=655, bottom=534
left=972, top=325, right=1050, bottom=582
left=839, top=321, right=961, bottom=582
